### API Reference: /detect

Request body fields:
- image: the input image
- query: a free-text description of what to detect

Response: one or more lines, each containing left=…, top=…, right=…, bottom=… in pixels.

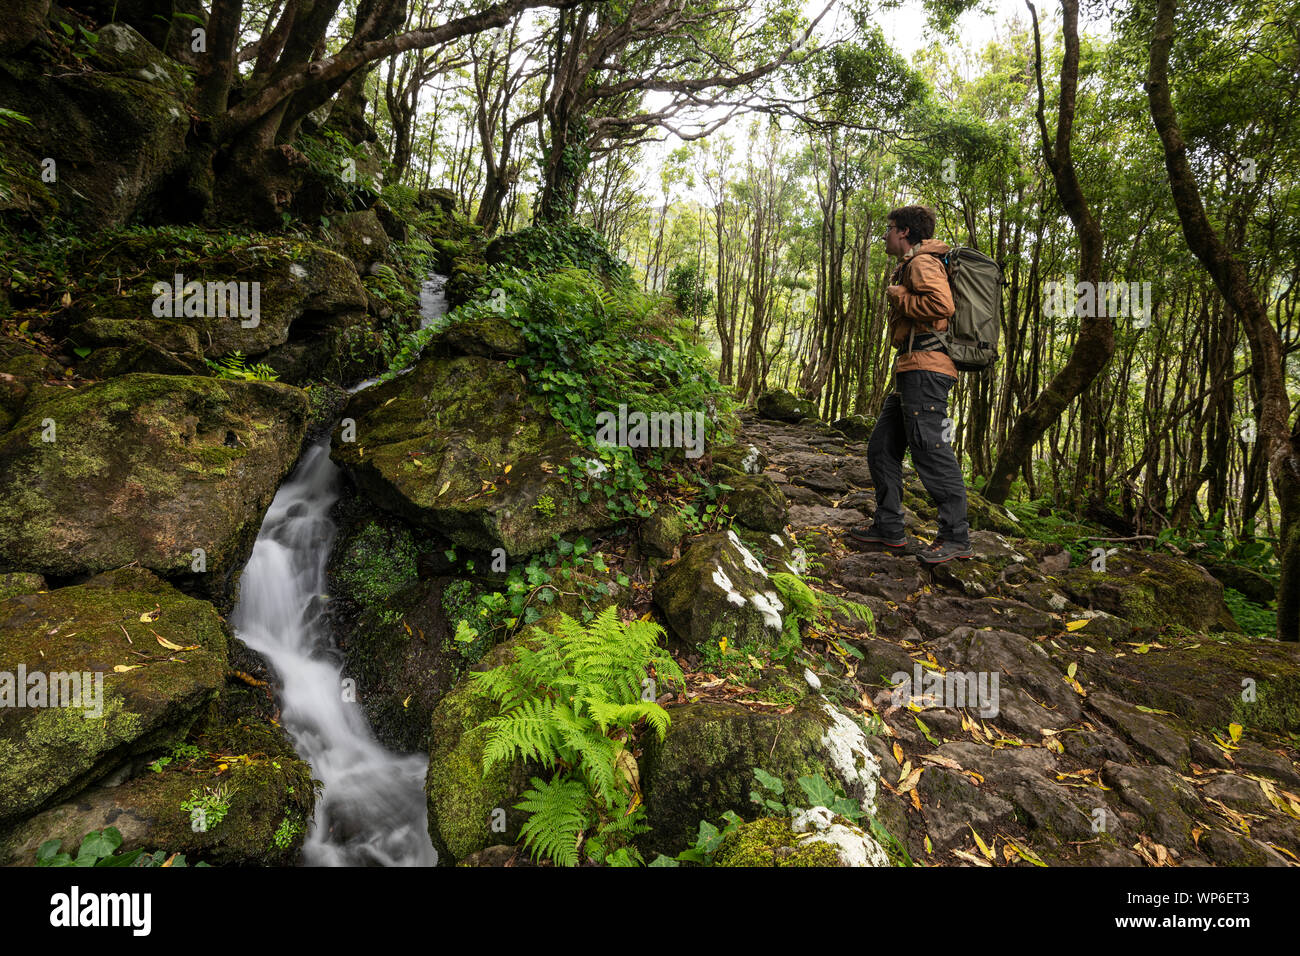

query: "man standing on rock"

left=850, top=205, right=972, bottom=564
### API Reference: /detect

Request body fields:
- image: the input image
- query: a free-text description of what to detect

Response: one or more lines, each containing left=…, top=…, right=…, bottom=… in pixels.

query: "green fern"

left=770, top=571, right=874, bottom=654
left=205, top=351, right=279, bottom=381
left=515, top=776, right=592, bottom=867
left=471, top=605, right=684, bottom=865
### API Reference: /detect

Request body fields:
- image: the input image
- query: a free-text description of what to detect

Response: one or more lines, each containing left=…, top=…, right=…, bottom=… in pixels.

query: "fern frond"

left=515, top=775, right=591, bottom=867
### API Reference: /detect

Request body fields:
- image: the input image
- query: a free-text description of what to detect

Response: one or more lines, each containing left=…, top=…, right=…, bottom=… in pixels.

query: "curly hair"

left=887, top=205, right=937, bottom=243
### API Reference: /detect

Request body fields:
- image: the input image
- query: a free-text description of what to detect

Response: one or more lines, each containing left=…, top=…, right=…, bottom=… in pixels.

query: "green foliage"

left=1224, top=588, right=1277, bottom=638
left=205, top=351, right=279, bottom=381
left=37, top=827, right=212, bottom=867
left=271, top=813, right=305, bottom=851
left=470, top=606, right=684, bottom=866
left=180, top=784, right=234, bottom=830
left=667, top=262, right=714, bottom=320
left=770, top=571, right=874, bottom=659
left=38, top=827, right=142, bottom=867
left=334, top=521, right=419, bottom=617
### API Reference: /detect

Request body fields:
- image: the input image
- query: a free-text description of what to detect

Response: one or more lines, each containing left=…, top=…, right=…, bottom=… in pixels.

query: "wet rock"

left=830, top=415, right=875, bottom=441
left=1101, top=761, right=1199, bottom=852
left=917, top=767, right=1017, bottom=851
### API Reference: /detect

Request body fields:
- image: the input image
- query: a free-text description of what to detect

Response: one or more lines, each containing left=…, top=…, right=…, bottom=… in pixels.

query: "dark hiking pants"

left=867, top=369, right=970, bottom=547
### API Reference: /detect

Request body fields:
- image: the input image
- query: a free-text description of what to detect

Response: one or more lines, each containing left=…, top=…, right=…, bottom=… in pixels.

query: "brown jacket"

left=889, top=238, right=957, bottom=379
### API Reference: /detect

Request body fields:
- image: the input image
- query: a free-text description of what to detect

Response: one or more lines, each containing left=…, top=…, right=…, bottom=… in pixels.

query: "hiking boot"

left=849, top=525, right=906, bottom=548
left=917, top=539, right=974, bottom=564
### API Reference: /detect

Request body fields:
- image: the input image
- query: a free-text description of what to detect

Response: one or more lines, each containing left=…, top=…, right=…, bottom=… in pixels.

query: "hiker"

left=851, top=204, right=972, bottom=564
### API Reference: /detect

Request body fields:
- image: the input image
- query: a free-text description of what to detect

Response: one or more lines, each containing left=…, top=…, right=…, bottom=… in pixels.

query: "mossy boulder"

left=0, top=686, right=315, bottom=866
left=331, top=353, right=607, bottom=557
left=639, top=697, right=885, bottom=855
left=1082, top=629, right=1300, bottom=737
left=640, top=508, right=687, bottom=559
left=964, top=489, right=1023, bottom=535
left=653, top=531, right=786, bottom=648
left=0, top=374, right=308, bottom=603
left=0, top=568, right=229, bottom=827
left=0, top=335, right=65, bottom=432
left=724, top=474, right=788, bottom=533
left=1058, top=548, right=1240, bottom=633
left=831, top=415, right=876, bottom=441
left=427, top=315, right=527, bottom=359
left=0, top=0, right=47, bottom=56
left=711, top=442, right=767, bottom=477
left=0, top=571, right=45, bottom=600
left=756, top=388, right=817, bottom=423
left=0, top=23, right=190, bottom=230
left=65, top=234, right=369, bottom=379
left=424, top=640, right=534, bottom=864
left=326, top=209, right=391, bottom=273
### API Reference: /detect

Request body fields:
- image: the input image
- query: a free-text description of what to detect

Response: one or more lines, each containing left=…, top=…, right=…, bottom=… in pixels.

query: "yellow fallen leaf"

left=139, top=609, right=161, bottom=623
left=924, top=835, right=933, bottom=855
left=1066, top=619, right=1089, bottom=631
left=910, top=789, right=922, bottom=811
left=113, top=664, right=141, bottom=672
left=503, top=464, right=512, bottom=474
left=898, top=767, right=924, bottom=793
left=402, top=694, right=412, bottom=709
left=1004, top=838, right=1047, bottom=866
left=970, top=825, right=995, bottom=860
left=1228, top=723, right=1243, bottom=743
left=437, top=480, right=450, bottom=497
left=893, top=742, right=905, bottom=766
left=155, top=635, right=184, bottom=650
left=952, top=848, right=992, bottom=867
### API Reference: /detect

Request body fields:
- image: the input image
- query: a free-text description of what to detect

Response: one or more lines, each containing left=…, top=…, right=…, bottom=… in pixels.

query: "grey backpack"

left=915, top=246, right=1005, bottom=372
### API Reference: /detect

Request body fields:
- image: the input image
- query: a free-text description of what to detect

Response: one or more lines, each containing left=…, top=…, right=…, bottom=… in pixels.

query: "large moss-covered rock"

left=326, top=209, right=390, bottom=273
left=331, top=353, right=606, bottom=557
left=1081, top=629, right=1300, bottom=738
left=756, top=389, right=817, bottom=423
left=639, top=697, right=886, bottom=856
left=724, top=475, right=788, bottom=533
left=0, top=568, right=229, bottom=826
left=0, top=678, right=315, bottom=866
left=1058, top=548, right=1240, bottom=633
left=0, top=23, right=190, bottom=230
left=424, top=641, right=533, bottom=864
left=653, top=531, right=786, bottom=648
left=0, top=0, right=47, bottom=56
left=65, top=234, right=368, bottom=378
left=0, top=374, right=308, bottom=601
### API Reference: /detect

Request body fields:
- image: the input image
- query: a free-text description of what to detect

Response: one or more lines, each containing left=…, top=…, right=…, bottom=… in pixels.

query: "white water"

left=229, top=273, right=449, bottom=866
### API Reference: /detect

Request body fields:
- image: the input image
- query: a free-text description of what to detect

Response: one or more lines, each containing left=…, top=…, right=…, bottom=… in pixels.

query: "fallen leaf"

left=970, top=825, right=995, bottom=861
left=952, top=848, right=991, bottom=867
left=139, top=608, right=161, bottom=623
left=113, top=664, right=141, bottom=672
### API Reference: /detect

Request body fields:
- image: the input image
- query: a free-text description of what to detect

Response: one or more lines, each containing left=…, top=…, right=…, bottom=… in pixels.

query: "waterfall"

left=229, top=273, right=449, bottom=866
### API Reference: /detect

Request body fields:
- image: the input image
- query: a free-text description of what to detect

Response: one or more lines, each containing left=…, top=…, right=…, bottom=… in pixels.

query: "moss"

left=713, top=817, right=843, bottom=867
left=333, top=519, right=419, bottom=615
left=0, top=568, right=229, bottom=824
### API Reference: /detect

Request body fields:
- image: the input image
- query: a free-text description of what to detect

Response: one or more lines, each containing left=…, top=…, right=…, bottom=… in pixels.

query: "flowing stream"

left=230, top=273, right=448, bottom=866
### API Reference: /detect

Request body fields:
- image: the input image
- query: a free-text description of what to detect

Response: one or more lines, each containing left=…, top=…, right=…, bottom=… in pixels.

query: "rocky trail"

left=702, top=406, right=1300, bottom=866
